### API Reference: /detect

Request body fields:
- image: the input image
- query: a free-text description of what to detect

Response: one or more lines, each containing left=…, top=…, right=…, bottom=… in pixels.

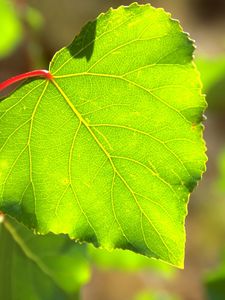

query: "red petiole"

left=0, top=70, right=53, bottom=92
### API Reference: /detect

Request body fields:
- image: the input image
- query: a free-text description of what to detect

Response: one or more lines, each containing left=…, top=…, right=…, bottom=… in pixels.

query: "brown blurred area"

left=1, top=1, right=225, bottom=299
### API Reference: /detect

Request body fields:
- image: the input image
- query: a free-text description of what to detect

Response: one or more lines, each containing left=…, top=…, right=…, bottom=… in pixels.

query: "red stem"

left=0, top=70, right=53, bottom=92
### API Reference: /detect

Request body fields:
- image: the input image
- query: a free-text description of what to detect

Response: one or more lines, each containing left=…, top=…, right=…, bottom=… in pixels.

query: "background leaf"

left=0, top=216, right=90, bottom=300
left=0, top=3, right=206, bottom=268
left=196, top=57, right=225, bottom=93
left=0, top=0, right=22, bottom=59
left=196, top=57, right=225, bottom=111
left=204, top=251, right=225, bottom=300
left=88, top=245, right=174, bottom=277
left=134, top=290, right=179, bottom=300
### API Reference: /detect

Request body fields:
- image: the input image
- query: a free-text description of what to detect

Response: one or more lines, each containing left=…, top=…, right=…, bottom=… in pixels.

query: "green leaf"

left=0, top=3, right=207, bottom=268
left=0, top=216, right=90, bottom=300
left=135, top=290, right=179, bottom=300
left=196, top=56, right=225, bottom=111
left=0, top=0, right=22, bottom=58
left=204, top=252, right=225, bottom=300
left=25, top=6, right=43, bottom=32
left=88, top=245, right=174, bottom=277
left=196, top=56, right=225, bottom=92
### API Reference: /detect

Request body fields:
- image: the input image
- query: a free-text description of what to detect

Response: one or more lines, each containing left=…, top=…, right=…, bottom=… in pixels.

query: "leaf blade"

left=0, top=3, right=207, bottom=267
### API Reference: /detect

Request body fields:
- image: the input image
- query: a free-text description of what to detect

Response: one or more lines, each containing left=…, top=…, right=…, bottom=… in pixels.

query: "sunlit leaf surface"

left=0, top=4, right=207, bottom=267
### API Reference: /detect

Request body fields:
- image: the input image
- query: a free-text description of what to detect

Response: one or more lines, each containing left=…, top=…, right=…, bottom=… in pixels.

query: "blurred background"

left=1, top=0, right=225, bottom=299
